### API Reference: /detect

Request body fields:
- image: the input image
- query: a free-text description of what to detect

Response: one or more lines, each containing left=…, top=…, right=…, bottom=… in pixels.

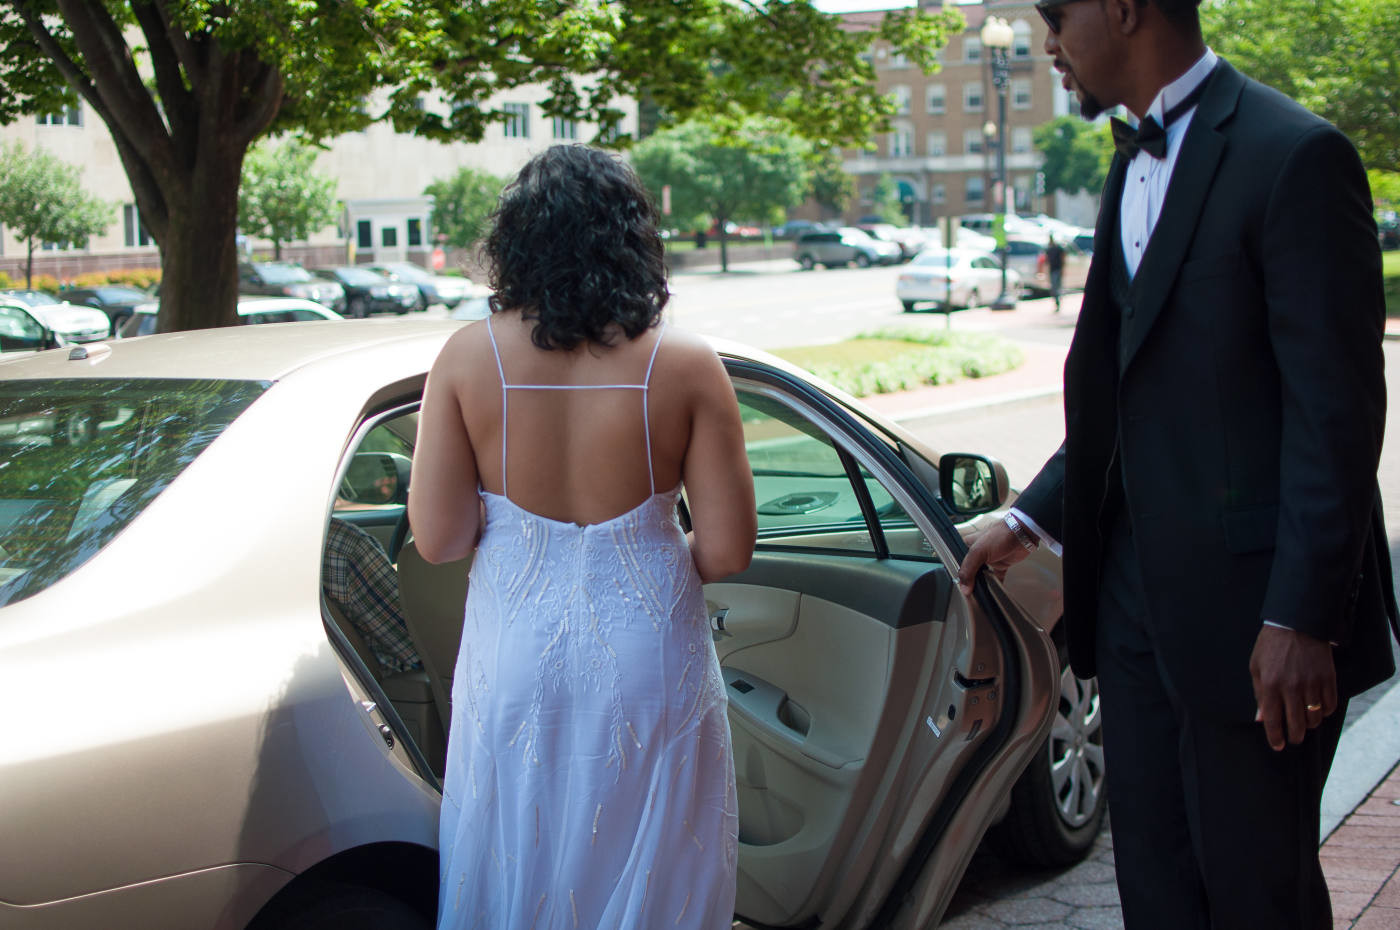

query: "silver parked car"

left=794, top=227, right=902, bottom=269
left=0, top=320, right=1099, bottom=929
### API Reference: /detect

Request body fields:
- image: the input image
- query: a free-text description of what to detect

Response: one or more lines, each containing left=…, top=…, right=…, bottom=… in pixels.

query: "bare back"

left=464, top=310, right=687, bottom=527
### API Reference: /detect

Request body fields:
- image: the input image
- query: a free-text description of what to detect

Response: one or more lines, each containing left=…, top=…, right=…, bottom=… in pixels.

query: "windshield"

left=0, top=378, right=267, bottom=606
left=253, top=264, right=312, bottom=284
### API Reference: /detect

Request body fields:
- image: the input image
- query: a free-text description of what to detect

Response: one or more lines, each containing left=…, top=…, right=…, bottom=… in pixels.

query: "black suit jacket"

left=1016, top=60, right=1398, bottom=720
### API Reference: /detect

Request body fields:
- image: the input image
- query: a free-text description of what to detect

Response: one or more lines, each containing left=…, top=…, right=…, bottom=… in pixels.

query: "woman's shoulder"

left=433, top=317, right=500, bottom=379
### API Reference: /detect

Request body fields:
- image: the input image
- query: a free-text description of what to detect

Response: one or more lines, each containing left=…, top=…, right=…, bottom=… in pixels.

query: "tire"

left=901, top=300, right=917, bottom=313
left=347, top=296, right=369, bottom=319
left=250, top=880, right=429, bottom=930
left=798, top=254, right=816, bottom=271
left=965, top=288, right=981, bottom=309
left=990, top=638, right=1106, bottom=867
left=415, top=293, right=430, bottom=312
left=854, top=252, right=872, bottom=268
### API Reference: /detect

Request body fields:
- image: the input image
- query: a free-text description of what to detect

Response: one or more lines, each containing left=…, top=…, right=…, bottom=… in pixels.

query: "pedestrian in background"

left=1044, top=235, right=1066, bottom=312
left=957, top=0, right=1396, bottom=927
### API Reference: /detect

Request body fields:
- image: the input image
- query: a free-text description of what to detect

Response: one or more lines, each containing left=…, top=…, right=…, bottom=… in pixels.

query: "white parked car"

left=117, top=296, right=343, bottom=337
left=897, top=248, right=1024, bottom=312
left=0, top=290, right=111, bottom=344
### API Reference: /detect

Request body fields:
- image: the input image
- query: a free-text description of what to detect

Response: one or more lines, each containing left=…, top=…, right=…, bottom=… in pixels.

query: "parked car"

left=0, top=298, right=63, bottom=353
left=1002, top=237, right=1091, bottom=297
left=61, top=285, right=153, bottom=336
left=0, top=319, right=1099, bottom=929
left=117, top=295, right=343, bottom=338
left=794, top=227, right=902, bottom=269
left=857, top=223, right=927, bottom=261
left=238, top=261, right=346, bottom=313
left=311, top=266, right=419, bottom=318
left=897, top=248, right=1025, bottom=311
left=771, top=220, right=830, bottom=240
left=365, top=262, right=473, bottom=310
left=0, top=289, right=111, bottom=344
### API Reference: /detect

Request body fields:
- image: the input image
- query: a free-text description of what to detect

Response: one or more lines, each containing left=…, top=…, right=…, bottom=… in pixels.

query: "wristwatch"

left=1003, top=512, right=1039, bottom=552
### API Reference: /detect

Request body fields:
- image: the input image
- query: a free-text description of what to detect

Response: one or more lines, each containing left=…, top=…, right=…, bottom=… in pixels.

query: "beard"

left=1079, top=91, right=1109, bottom=121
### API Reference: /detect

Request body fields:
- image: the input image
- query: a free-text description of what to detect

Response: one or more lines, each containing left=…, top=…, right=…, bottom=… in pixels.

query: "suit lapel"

left=1120, top=61, right=1245, bottom=370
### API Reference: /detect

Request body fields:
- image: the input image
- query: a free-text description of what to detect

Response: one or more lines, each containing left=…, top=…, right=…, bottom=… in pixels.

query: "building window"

left=889, top=124, right=914, bottom=158
left=356, top=220, right=373, bottom=250
left=407, top=218, right=423, bottom=247
left=123, top=204, right=154, bottom=247
left=932, top=183, right=947, bottom=205
left=1012, top=127, right=1033, bottom=154
left=926, top=84, right=946, bottom=115
left=963, top=36, right=982, bottom=64
left=926, top=131, right=947, bottom=157
left=890, top=85, right=911, bottom=116
left=888, top=50, right=910, bottom=69
left=37, top=104, right=82, bottom=127
left=966, top=176, right=985, bottom=204
left=858, top=51, right=874, bottom=66
left=552, top=117, right=578, bottom=140
left=41, top=240, right=74, bottom=251
left=502, top=102, right=530, bottom=139
left=964, top=82, right=984, bottom=112
left=963, top=129, right=985, bottom=155
left=381, top=226, right=398, bottom=248
left=1012, top=79, right=1032, bottom=109
left=1012, top=20, right=1033, bottom=59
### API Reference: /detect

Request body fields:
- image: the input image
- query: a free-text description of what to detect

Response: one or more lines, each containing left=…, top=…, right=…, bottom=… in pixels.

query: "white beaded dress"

left=436, top=320, right=738, bottom=930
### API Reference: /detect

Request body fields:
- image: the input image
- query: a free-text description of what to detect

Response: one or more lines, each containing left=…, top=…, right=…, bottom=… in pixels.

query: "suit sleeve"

left=1012, top=441, right=1066, bottom=544
left=1259, top=125, right=1386, bottom=641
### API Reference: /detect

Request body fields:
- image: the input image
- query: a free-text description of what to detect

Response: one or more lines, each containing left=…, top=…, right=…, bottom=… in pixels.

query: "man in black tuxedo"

left=956, top=0, right=1397, bottom=926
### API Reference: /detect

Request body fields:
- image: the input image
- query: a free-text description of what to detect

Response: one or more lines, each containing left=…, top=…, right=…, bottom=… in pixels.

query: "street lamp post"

left=981, top=15, right=1017, bottom=310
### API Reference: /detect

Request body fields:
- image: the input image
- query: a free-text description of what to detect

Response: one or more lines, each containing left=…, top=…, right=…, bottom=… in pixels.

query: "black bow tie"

left=1110, top=76, right=1210, bottom=161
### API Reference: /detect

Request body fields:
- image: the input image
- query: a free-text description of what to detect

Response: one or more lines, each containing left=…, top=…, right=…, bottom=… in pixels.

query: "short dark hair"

left=484, top=145, right=668, bottom=351
left=1148, top=0, right=1202, bottom=29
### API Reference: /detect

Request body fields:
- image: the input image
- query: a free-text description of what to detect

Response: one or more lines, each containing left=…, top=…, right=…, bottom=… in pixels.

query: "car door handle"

left=710, top=607, right=729, bottom=632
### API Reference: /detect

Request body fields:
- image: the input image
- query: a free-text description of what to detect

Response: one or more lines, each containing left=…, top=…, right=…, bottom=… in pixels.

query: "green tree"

left=424, top=166, right=508, bottom=251
left=808, top=148, right=854, bottom=218
left=1033, top=116, right=1114, bottom=197
left=631, top=117, right=813, bottom=272
left=237, top=139, right=337, bottom=260
left=0, top=141, right=111, bottom=286
left=0, top=1, right=961, bottom=332
left=869, top=173, right=906, bottom=225
left=1203, top=0, right=1400, bottom=172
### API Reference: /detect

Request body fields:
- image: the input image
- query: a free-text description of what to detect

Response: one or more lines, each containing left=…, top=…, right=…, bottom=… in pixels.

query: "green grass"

left=773, top=328, right=1023, bottom=397
left=1384, top=250, right=1400, bottom=317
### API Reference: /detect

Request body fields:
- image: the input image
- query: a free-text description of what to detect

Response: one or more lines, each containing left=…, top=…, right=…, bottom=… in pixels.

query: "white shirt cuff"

left=1010, top=506, right=1062, bottom=557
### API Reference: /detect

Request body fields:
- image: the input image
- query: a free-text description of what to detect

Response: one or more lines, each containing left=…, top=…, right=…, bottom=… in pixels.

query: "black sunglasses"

left=1036, top=0, right=1095, bottom=34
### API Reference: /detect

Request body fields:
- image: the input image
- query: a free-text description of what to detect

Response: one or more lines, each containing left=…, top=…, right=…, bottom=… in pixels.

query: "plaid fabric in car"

left=322, top=518, right=422, bottom=674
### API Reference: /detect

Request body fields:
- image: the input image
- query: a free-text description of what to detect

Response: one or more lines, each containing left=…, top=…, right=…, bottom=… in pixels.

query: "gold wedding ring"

left=1306, top=703, right=1323, bottom=712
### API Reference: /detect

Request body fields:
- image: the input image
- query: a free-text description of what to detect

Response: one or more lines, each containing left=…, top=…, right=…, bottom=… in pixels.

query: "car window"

left=973, top=257, right=1000, bottom=270
left=250, top=264, right=312, bottom=284
left=0, top=307, right=45, bottom=350
left=0, top=378, right=267, bottom=606
left=334, top=418, right=416, bottom=516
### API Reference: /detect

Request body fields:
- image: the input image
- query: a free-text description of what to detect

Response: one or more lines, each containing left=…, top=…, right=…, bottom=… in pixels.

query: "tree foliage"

left=808, top=148, right=854, bottom=217
left=868, top=173, right=906, bottom=225
left=237, top=139, right=337, bottom=260
left=631, top=117, right=812, bottom=272
left=1203, top=0, right=1400, bottom=172
left=0, top=141, right=112, bottom=286
left=423, top=166, right=508, bottom=251
left=0, top=0, right=962, bottom=331
left=1033, top=116, right=1113, bottom=196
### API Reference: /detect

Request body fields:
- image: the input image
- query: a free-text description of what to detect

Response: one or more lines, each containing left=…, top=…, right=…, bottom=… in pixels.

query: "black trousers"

left=1095, top=511, right=1345, bottom=930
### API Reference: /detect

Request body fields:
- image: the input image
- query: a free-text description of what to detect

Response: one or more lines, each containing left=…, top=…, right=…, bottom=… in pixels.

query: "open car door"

left=712, top=360, right=1060, bottom=929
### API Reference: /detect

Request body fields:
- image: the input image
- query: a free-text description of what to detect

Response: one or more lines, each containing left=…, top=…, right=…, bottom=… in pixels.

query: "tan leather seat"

left=395, top=540, right=471, bottom=740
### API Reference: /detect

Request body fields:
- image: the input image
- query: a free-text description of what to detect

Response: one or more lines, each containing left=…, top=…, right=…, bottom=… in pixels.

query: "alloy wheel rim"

left=1048, top=666, right=1105, bottom=828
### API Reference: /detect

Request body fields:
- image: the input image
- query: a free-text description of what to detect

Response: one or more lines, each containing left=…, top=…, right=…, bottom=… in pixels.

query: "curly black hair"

left=484, top=145, right=669, bottom=351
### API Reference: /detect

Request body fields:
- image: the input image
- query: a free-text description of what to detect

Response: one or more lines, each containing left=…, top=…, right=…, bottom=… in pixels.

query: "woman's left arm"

left=408, top=336, right=481, bottom=564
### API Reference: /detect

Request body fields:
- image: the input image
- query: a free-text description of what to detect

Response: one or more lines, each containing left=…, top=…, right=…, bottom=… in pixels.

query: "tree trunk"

left=157, top=156, right=244, bottom=333
left=717, top=214, right=730, bottom=273
left=273, top=239, right=282, bottom=261
left=24, top=238, right=34, bottom=289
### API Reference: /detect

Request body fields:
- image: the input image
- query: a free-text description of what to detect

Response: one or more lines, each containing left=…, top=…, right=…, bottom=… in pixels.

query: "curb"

left=887, top=385, right=1063, bottom=424
left=1323, top=682, right=1400, bottom=840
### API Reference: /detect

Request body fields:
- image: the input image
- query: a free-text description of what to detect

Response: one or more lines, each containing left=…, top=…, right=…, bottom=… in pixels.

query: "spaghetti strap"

left=486, top=316, right=510, bottom=498
left=641, top=323, right=666, bottom=495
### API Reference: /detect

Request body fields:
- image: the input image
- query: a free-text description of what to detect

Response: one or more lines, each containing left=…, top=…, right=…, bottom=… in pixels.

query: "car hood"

left=28, top=303, right=111, bottom=336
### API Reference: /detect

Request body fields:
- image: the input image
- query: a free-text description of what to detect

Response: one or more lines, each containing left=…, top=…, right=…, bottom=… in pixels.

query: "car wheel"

left=965, top=288, right=981, bottom=309
left=854, top=252, right=872, bottom=268
left=249, top=881, right=429, bottom=930
left=799, top=254, right=816, bottom=271
left=990, top=639, right=1106, bottom=867
left=901, top=300, right=917, bottom=313
left=415, top=293, right=430, bottom=312
left=348, top=297, right=369, bottom=319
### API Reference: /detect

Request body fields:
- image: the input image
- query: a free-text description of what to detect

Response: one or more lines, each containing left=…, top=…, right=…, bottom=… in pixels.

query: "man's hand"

left=1250, top=625, right=1338, bottom=751
left=957, top=520, right=1035, bottom=596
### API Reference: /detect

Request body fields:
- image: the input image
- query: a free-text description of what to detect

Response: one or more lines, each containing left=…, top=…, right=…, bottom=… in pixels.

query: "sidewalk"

left=852, top=306, right=1400, bottom=928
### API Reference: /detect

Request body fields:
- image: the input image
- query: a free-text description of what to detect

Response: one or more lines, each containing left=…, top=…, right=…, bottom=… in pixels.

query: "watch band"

left=1003, top=512, right=1039, bottom=552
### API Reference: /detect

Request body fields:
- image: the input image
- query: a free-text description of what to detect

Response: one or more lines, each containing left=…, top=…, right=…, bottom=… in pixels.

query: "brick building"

left=839, top=0, right=1077, bottom=226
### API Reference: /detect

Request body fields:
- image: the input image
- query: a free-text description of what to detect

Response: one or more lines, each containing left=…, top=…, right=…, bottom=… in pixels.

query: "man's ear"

left=1106, top=0, right=1144, bottom=35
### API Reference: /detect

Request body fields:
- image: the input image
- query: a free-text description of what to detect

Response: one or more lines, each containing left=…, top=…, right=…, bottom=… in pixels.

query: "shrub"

left=774, top=327, right=1023, bottom=398
left=69, top=268, right=162, bottom=289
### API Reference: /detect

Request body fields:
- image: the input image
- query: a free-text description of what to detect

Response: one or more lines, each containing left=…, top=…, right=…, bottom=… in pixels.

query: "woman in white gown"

left=409, top=145, right=757, bottom=930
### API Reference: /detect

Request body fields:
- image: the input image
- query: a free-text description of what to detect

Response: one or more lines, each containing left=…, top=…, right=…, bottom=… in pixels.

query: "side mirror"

left=339, top=451, right=412, bottom=506
left=938, top=452, right=1010, bottom=516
